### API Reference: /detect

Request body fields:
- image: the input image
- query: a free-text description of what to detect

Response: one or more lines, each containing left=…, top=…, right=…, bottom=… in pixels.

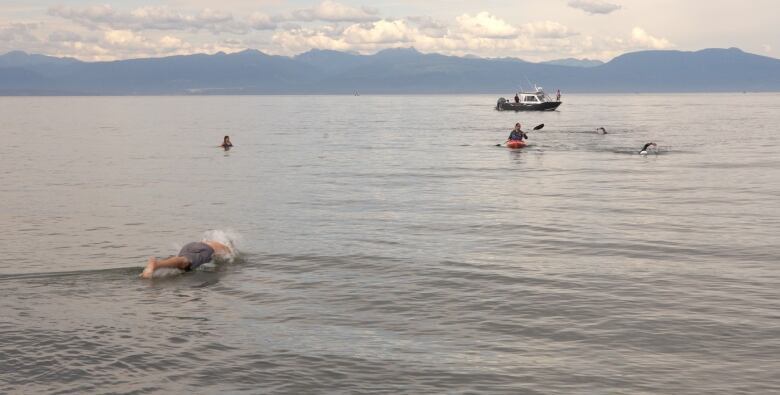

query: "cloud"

left=271, top=17, right=581, bottom=59
left=523, top=21, right=576, bottom=39
left=285, top=0, right=379, bottom=23
left=272, top=26, right=353, bottom=53
left=48, top=5, right=248, bottom=34
left=69, top=30, right=244, bottom=61
left=249, top=13, right=277, bottom=30
left=406, top=16, right=448, bottom=38
left=630, top=27, right=672, bottom=49
left=48, top=30, right=83, bottom=43
left=455, top=12, right=517, bottom=38
left=0, top=23, right=39, bottom=42
left=342, top=20, right=415, bottom=44
left=567, top=0, right=621, bottom=15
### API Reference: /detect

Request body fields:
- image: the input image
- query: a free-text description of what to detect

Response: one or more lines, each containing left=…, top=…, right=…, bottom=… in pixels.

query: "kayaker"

left=220, top=135, right=233, bottom=150
left=508, top=123, right=527, bottom=141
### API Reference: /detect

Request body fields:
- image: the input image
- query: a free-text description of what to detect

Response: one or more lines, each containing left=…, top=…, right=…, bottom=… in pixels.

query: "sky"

left=1, top=0, right=777, bottom=62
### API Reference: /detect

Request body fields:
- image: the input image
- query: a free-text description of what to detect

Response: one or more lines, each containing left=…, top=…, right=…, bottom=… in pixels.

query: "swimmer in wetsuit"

left=639, top=142, right=657, bottom=155
left=140, top=240, right=233, bottom=278
left=220, top=135, right=233, bottom=150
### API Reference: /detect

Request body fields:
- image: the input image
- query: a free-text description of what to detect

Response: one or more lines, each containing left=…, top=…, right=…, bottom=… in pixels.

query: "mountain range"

left=1, top=47, right=778, bottom=95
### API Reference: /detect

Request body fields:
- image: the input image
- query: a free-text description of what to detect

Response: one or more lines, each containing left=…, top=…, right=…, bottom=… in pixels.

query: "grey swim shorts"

left=177, top=242, right=215, bottom=270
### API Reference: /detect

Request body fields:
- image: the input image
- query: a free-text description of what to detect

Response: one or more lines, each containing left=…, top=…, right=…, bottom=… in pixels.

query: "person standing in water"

left=220, top=135, right=233, bottom=150
left=556, top=89, right=561, bottom=101
left=140, top=239, right=233, bottom=278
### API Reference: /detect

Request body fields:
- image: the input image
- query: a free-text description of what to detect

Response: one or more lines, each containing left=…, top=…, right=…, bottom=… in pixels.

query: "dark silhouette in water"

left=639, top=142, right=657, bottom=155
left=220, top=135, right=233, bottom=150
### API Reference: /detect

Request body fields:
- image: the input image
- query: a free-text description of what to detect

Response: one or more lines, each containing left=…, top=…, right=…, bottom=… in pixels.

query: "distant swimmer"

left=639, top=142, right=657, bottom=155
left=140, top=239, right=233, bottom=278
left=220, top=135, right=233, bottom=150
left=596, top=127, right=607, bottom=134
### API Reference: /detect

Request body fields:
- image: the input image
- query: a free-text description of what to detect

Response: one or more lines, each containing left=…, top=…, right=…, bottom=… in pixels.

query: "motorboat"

left=496, top=87, right=561, bottom=111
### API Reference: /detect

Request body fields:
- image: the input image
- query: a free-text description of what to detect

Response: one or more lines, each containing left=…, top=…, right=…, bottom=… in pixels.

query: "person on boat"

left=639, top=142, right=657, bottom=155
left=140, top=239, right=234, bottom=278
left=508, top=123, right=527, bottom=141
left=556, top=90, right=561, bottom=101
left=514, top=93, right=520, bottom=104
left=220, top=135, right=233, bottom=150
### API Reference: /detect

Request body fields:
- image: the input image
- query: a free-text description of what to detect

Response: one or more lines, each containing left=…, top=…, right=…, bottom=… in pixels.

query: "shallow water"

left=1, top=94, right=779, bottom=394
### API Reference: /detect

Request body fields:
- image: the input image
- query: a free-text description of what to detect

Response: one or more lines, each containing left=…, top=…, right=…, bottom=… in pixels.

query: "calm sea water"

left=1, top=94, right=779, bottom=394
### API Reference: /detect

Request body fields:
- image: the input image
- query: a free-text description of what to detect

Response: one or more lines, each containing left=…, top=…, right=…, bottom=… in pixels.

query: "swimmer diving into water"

left=140, top=239, right=233, bottom=278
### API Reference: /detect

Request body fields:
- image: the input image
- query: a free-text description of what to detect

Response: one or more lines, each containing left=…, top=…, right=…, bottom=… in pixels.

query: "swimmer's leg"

left=140, top=256, right=190, bottom=278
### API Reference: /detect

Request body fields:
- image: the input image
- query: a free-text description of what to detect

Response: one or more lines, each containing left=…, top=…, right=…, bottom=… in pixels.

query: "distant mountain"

left=1, top=47, right=778, bottom=94
left=0, top=50, right=80, bottom=68
left=540, top=58, right=604, bottom=67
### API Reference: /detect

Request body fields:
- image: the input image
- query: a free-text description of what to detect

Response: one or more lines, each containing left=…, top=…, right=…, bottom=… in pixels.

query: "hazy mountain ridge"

left=540, top=58, right=604, bottom=67
left=1, top=47, right=778, bottom=94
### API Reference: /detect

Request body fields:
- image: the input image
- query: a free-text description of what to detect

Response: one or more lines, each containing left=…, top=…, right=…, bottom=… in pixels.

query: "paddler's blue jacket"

left=508, top=130, right=526, bottom=141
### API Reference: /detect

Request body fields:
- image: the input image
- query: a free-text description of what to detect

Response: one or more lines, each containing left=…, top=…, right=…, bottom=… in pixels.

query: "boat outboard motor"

left=497, top=97, right=506, bottom=110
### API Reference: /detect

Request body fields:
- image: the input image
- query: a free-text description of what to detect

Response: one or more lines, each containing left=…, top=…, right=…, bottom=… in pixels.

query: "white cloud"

left=249, top=13, right=276, bottom=30
left=406, top=16, right=448, bottom=38
left=523, top=21, right=576, bottom=39
left=270, top=16, right=582, bottom=60
left=286, top=0, right=379, bottom=23
left=272, top=26, right=353, bottom=53
left=48, top=5, right=248, bottom=34
left=630, top=27, right=672, bottom=49
left=342, top=20, right=414, bottom=44
left=568, top=0, right=621, bottom=15
left=455, top=12, right=517, bottom=39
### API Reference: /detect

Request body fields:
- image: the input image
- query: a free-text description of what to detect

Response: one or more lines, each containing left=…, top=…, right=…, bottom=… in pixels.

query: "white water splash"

left=151, top=267, right=184, bottom=278
left=201, top=229, right=241, bottom=262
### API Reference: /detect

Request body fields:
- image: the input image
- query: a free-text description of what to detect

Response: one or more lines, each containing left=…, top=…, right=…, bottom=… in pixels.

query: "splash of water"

left=201, top=229, right=241, bottom=262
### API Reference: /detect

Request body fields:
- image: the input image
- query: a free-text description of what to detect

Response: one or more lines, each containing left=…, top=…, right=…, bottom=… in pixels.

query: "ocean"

left=1, top=94, right=779, bottom=394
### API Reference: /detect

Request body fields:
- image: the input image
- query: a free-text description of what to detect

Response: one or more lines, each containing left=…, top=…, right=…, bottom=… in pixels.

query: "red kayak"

left=505, top=140, right=527, bottom=149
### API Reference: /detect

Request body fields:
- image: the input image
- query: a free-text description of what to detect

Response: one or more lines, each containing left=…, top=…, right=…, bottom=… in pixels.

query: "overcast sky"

left=1, top=0, right=777, bottom=62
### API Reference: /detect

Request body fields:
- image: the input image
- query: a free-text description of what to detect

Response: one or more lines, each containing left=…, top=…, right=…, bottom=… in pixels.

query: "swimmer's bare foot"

left=140, top=257, right=157, bottom=278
